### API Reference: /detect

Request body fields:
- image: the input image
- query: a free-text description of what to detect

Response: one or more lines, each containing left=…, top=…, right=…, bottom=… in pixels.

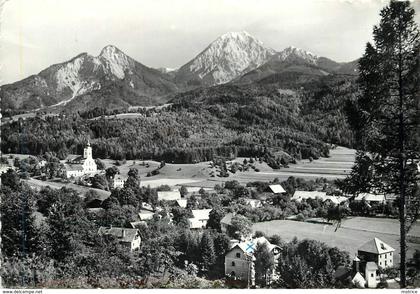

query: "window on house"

left=385, top=261, right=387, bottom=266
left=236, top=253, right=241, bottom=258
left=379, top=262, right=382, bottom=266
left=231, top=261, right=235, bottom=267
left=371, top=273, right=374, bottom=277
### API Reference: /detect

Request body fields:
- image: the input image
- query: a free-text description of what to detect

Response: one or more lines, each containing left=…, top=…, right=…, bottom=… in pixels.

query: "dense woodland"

left=1, top=74, right=356, bottom=165
left=1, top=169, right=357, bottom=288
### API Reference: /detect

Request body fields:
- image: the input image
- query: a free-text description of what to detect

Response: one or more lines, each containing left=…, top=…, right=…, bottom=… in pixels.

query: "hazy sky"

left=1, top=0, right=419, bottom=85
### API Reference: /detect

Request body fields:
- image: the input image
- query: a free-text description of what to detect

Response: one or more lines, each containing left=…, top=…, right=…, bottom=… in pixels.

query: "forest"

left=1, top=74, right=356, bottom=165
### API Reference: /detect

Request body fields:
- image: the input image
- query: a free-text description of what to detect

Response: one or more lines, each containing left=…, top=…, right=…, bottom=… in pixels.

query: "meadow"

left=104, top=146, right=356, bottom=188
left=252, top=217, right=420, bottom=265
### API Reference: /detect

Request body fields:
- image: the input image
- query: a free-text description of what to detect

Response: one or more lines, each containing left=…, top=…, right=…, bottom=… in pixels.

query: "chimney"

left=353, top=255, right=360, bottom=273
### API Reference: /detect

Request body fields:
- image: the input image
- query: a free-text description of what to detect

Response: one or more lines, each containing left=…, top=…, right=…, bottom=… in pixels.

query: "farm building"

left=354, top=193, right=385, bottom=203
left=98, top=226, right=141, bottom=251
left=188, top=209, right=212, bottom=229
left=268, top=184, right=286, bottom=194
left=225, top=236, right=280, bottom=285
left=138, top=210, right=154, bottom=221
left=65, top=142, right=97, bottom=178
left=323, top=195, right=349, bottom=205
left=292, top=190, right=327, bottom=202
left=175, top=199, right=187, bottom=208
left=157, top=190, right=182, bottom=201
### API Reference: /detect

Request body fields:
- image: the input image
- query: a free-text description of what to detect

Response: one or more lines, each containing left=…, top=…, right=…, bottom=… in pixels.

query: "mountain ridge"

left=1, top=45, right=180, bottom=111
left=1, top=32, right=358, bottom=112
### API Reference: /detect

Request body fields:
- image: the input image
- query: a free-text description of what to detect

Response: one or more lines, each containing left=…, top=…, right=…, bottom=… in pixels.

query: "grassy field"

left=252, top=217, right=420, bottom=265
left=100, top=146, right=356, bottom=189
left=24, top=178, right=111, bottom=200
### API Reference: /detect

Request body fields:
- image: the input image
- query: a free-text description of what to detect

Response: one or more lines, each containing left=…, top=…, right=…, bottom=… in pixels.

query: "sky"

left=1, top=0, right=419, bottom=85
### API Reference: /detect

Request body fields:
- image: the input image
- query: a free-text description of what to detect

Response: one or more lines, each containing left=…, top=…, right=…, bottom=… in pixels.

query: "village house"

left=358, top=237, right=395, bottom=269
left=141, top=202, right=154, bottom=212
left=268, top=184, right=286, bottom=194
left=243, top=198, right=262, bottom=208
left=112, top=174, right=127, bottom=189
left=354, top=193, right=385, bottom=204
left=224, top=236, right=281, bottom=286
left=292, top=190, right=327, bottom=202
left=188, top=209, right=212, bottom=229
left=98, top=226, right=141, bottom=251
left=65, top=142, right=97, bottom=178
left=175, top=199, right=187, bottom=208
left=336, top=238, right=395, bottom=288
left=157, top=190, right=182, bottom=202
left=138, top=210, right=155, bottom=221
left=323, top=195, right=349, bottom=205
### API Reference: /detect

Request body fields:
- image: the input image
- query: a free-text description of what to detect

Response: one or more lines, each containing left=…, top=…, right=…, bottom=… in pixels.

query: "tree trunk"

left=398, top=26, right=407, bottom=288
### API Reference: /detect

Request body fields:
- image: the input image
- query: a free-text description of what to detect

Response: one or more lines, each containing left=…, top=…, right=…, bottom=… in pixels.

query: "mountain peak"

left=98, top=45, right=133, bottom=79
left=219, top=31, right=252, bottom=39
left=99, top=45, right=124, bottom=58
left=277, top=46, right=319, bottom=64
left=177, top=31, right=275, bottom=85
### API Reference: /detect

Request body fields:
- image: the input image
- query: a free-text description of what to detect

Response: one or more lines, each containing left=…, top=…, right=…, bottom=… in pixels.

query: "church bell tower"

left=83, top=141, right=93, bottom=159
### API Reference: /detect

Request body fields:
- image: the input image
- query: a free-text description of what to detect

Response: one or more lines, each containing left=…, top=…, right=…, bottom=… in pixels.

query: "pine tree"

left=345, top=0, right=420, bottom=287
left=254, top=242, right=274, bottom=286
left=199, top=231, right=216, bottom=273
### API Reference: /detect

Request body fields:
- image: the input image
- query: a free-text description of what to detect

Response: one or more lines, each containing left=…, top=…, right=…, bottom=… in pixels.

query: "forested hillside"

left=2, top=74, right=356, bottom=164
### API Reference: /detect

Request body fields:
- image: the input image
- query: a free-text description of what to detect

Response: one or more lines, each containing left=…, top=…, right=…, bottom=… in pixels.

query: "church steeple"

left=83, top=141, right=92, bottom=159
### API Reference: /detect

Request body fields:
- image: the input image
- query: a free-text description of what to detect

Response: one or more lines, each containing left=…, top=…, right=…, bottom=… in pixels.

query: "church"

left=65, top=142, right=98, bottom=178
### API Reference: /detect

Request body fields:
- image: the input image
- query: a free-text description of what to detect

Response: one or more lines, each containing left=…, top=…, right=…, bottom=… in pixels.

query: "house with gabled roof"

left=268, top=184, right=286, bottom=194
left=224, top=237, right=281, bottom=285
left=175, top=199, right=187, bottom=208
left=188, top=209, right=212, bottom=229
left=138, top=210, right=154, bottom=221
left=358, top=237, right=395, bottom=269
left=354, top=193, right=385, bottom=203
left=323, top=195, right=349, bottom=205
left=335, top=238, right=395, bottom=288
left=98, top=226, right=141, bottom=251
left=292, top=190, right=327, bottom=202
